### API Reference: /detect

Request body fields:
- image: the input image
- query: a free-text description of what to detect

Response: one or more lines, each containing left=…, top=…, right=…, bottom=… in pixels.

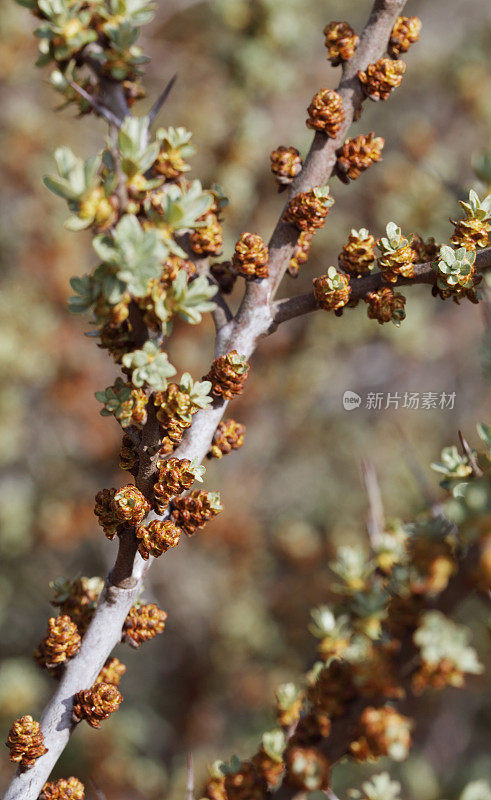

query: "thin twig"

left=187, top=752, right=195, bottom=800
left=458, top=429, right=483, bottom=477
left=89, top=779, right=107, bottom=800
left=361, top=459, right=385, bottom=547
left=69, top=81, right=122, bottom=127
left=148, top=74, right=178, bottom=125
left=272, top=247, right=491, bottom=325
left=395, top=424, right=443, bottom=513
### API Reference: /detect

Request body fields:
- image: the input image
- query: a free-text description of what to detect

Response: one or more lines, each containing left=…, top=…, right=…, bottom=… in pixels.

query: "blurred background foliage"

left=0, top=0, right=490, bottom=797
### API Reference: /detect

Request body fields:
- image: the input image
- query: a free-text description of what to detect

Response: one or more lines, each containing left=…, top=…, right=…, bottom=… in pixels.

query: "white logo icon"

left=343, top=390, right=361, bottom=411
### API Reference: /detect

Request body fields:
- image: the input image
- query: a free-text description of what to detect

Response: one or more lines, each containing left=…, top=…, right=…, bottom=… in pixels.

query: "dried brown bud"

left=408, top=535, right=456, bottom=595
left=155, top=384, right=196, bottom=445
left=6, top=715, right=48, bottom=769
left=95, top=657, right=126, bottom=687
left=270, top=146, right=303, bottom=190
left=349, top=706, right=412, bottom=762
left=251, top=748, right=284, bottom=788
left=410, top=234, right=439, bottom=263
left=94, top=487, right=119, bottom=540
left=335, top=133, right=384, bottom=183
left=172, top=490, right=223, bottom=536
left=72, top=682, right=122, bottom=728
left=112, top=484, right=150, bottom=525
left=307, top=88, right=345, bottom=137
left=119, top=434, right=139, bottom=472
left=160, top=256, right=197, bottom=287
left=323, top=21, right=359, bottom=65
left=338, top=228, right=376, bottom=276
left=123, top=603, right=168, bottom=647
left=190, top=214, right=223, bottom=256
left=389, top=16, right=422, bottom=59
left=153, top=457, right=198, bottom=513
left=365, top=286, right=406, bottom=326
left=208, top=419, right=246, bottom=459
left=40, top=777, right=85, bottom=799
left=284, top=746, right=330, bottom=792
left=358, top=58, right=406, bottom=101
left=34, top=615, right=81, bottom=672
left=313, top=267, right=351, bottom=311
left=283, top=187, right=334, bottom=232
left=204, top=350, right=250, bottom=399
left=450, top=217, right=489, bottom=251
left=232, top=233, right=269, bottom=280
left=136, top=519, right=182, bottom=559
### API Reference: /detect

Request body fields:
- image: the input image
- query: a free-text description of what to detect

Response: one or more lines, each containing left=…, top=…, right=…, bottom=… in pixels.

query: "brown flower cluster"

left=204, top=350, right=250, bottom=399
left=153, top=457, right=198, bottom=514
left=350, top=706, right=412, bottom=762
left=113, top=484, right=150, bottom=523
left=6, top=715, right=48, bottom=769
left=172, top=490, right=223, bottom=536
left=270, top=146, right=303, bottom=190
left=73, top=681, right=122, bottom=728
left=411, top=233, right=439, bottom=263
left=283, top=187, right=334, bottom=232
left=123, top=603, right=168, bottom=647
left=288, top=231, right=313, bottom=277
left=161, top=255, right=197, bottom=287
left=224, top=761, right=268, bottom=800
left=190, top=213, right=223, bottom=256
left=154, top=384, right=194, bottom=446
left=285, top=747, right=330, bottom=793
left=323, top=21, right=359, bottom=65
left=208, top=419, right=246, bottom=459
left=136, top=518, right=182, bottom=559
left=95, top=657, right=126, bottom=687
left=313, top=268, right=351, bottom=311
left=40, top=777, right=85, bottom=799
left=451, top=216, right=489, bottom=251
left=94, top=487, right=120, bottom=539
left=389, top=16, right=422, bottom=58
left=365, top=286, right=406, bottom=326
left=252, top=746, right=284, bottom=788
left=336, top=133, right=384, bottom=183
left=378, top=233, right=417, bottom=283
left=232, top=233, right=269, bottom=280
left=34, top=614, right=81, bottom=672
left=306, top=88, right=345, bottom=137
left=358, top=58, right=406, bottom=101
left=119, top=433, right=138, bottom=472
left=94, top=484, right=150, bottom=539
left=338, top=228, right=376, bottom=276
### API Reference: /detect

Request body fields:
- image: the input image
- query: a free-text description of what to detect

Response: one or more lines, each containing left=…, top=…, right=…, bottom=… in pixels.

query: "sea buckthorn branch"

left=5, top=1, right=482, bottom=799
left=272, top=245, right=491, bottom=326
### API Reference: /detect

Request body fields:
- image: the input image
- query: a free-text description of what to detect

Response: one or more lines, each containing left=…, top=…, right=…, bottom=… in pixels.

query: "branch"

left=272, top=246, right=491, bottom=325
left=236, top=0, right=408, bottom=326
left=3, top=3, right=423, bottom=798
